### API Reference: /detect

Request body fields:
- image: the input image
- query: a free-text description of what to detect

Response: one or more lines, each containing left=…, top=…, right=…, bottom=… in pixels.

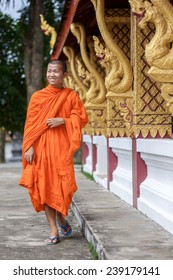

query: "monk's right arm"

left=24, top=146, right=35, bottom=164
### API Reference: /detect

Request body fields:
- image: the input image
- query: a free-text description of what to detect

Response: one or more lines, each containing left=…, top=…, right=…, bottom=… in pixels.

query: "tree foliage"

left=0, top=12, right=27, bottom=133
left=0, top=0, right=65, bottom=134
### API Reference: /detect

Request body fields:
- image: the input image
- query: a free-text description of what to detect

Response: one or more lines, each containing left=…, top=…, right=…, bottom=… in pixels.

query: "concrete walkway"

left=72, top=166, right=173, bottom=260
left=0, top=163, right=92, bottom=260
left=0, top=162, right=173, bottom=260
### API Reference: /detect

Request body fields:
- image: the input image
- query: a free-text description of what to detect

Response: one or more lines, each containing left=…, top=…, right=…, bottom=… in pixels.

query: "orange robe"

left=19, top=84, right=88, bottom=216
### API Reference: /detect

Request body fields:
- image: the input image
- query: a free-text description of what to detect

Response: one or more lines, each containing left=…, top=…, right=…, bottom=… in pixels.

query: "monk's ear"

left=63, top=72, right=67, bottom=78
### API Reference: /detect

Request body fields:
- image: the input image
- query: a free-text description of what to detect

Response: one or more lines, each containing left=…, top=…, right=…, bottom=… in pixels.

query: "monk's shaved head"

left=48, top=59, right=67, bottom=73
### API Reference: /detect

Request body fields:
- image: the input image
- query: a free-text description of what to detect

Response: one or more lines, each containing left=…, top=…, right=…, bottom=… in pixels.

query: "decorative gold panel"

left=132, top=17, right=172, bottom=138
left=105, top=9, right=131, bottom=60
left=107, top=99, right=127, bottom=137
left=91, top=0, right=133, bottom=137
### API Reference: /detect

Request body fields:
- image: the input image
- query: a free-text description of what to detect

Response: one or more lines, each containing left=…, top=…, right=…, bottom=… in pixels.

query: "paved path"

left=72, top=168, right=173, bottom=260
left=0, top=163, right=92, bottom=260
left=1, top=162, right=173, bottom=260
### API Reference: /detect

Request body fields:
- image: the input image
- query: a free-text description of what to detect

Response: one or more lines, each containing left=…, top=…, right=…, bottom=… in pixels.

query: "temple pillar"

left=93, top=135, right=108, bottom=189
left=82, top=134, right=93, bottom=175
left=109, top=137, right=133, bottom=205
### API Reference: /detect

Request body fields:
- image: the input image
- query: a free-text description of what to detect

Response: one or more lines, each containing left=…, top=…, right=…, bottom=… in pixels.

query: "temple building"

left=51, top=0, right=173, bottom=235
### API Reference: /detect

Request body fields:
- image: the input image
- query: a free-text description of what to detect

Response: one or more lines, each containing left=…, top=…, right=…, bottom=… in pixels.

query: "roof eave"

left=51, top=0, right=80, bottom=59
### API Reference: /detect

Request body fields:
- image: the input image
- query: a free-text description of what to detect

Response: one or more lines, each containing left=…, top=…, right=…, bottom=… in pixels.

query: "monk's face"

left=46, top=63, right=66, bottom=88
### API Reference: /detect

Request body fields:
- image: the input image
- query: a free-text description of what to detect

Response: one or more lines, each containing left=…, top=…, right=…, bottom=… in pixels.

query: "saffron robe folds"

left=19, top=84, right=88, bottom=216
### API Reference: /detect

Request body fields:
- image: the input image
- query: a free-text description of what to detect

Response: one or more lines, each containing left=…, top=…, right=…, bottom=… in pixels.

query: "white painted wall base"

left=93, top=136, right=108, bottom=189
left=137, top=139, right=173, bottom=235
left=82, top=134, right=93, bottom=175
left=109, top=138, right=133, bottom=205
left=82, top=136, right=173, bottom=235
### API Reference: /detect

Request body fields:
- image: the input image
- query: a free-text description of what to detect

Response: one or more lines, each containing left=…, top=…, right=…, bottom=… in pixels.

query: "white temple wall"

left=137, top=139, right=173, bottom=234
left=82, top=135, right=173, bottom=235
left=93, top=135, right=108, bottom=189
left=82, top=134, right=93, bottom=175
left=109, top=137, right=133, bottom=205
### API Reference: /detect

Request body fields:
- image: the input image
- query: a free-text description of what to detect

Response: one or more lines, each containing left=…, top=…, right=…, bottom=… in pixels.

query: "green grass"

left=88, top=242, right=99, bottom=260
left=81, top=168, right=94, bottom=181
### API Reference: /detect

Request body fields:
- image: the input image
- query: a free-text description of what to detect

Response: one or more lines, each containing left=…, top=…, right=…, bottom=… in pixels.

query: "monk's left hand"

left=46, top=117, right=65, bottom=128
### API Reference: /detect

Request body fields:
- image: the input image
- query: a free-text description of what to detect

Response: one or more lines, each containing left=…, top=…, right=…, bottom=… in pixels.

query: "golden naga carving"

left=91, top=0, right=134, bottom=136
left=73, top=58, right=94, bottom=135
left=78, top=62, right=99, bottom=107
left=70, top=22, right=107, bottom=136
left=64, top=75, right=76, bottom=90
left=76, top=59, right=89, bottom=88
left=93, top=36, right=133, bottom=135
left=63, top=46, right=86, bottom=103
left=161, top=83, right=173, bottom=114
left=70, top=22, right=106, bottom=105
left=40, top=14, right=57, bottom=49
left=129, top=0, right=173, bottom=115
left=93, top=36, right=123, bottom=94
left=87, top=37, right=97, bottom=66
left=91, top=0, right=133, bottom=93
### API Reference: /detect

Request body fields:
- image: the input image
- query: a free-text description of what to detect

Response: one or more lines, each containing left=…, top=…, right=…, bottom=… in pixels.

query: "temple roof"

left=52, top=0, right=130, bottom=60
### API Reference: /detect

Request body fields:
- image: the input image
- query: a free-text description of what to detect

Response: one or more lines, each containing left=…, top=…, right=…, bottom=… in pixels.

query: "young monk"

left=19, top=59, right=88, bottom=244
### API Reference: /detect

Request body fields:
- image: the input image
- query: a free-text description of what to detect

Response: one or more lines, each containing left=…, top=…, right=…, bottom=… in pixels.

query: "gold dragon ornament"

left=91, top=0, right=133, bottom=93
left=129, top=0, right=173, bottom=116
left=40, top=14, right=57, bottom=49
left=62, top=46, right=92, bottom=134
left=91, top=0, right=134, bottom=137
left=63, top=46, right=87, bottom=103
left=70, top=23, right=106, bottom=106
left=70, top=22, right=107, bottom=136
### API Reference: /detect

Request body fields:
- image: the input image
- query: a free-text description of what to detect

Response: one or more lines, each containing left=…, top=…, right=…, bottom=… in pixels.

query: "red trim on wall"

left=132, top=138, right=147, bottom=208
left=82, top=142, right=89, bottom=165
left=108, top=147, right=118, bottom=188
left=136, top=152, right=147, bottom=197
